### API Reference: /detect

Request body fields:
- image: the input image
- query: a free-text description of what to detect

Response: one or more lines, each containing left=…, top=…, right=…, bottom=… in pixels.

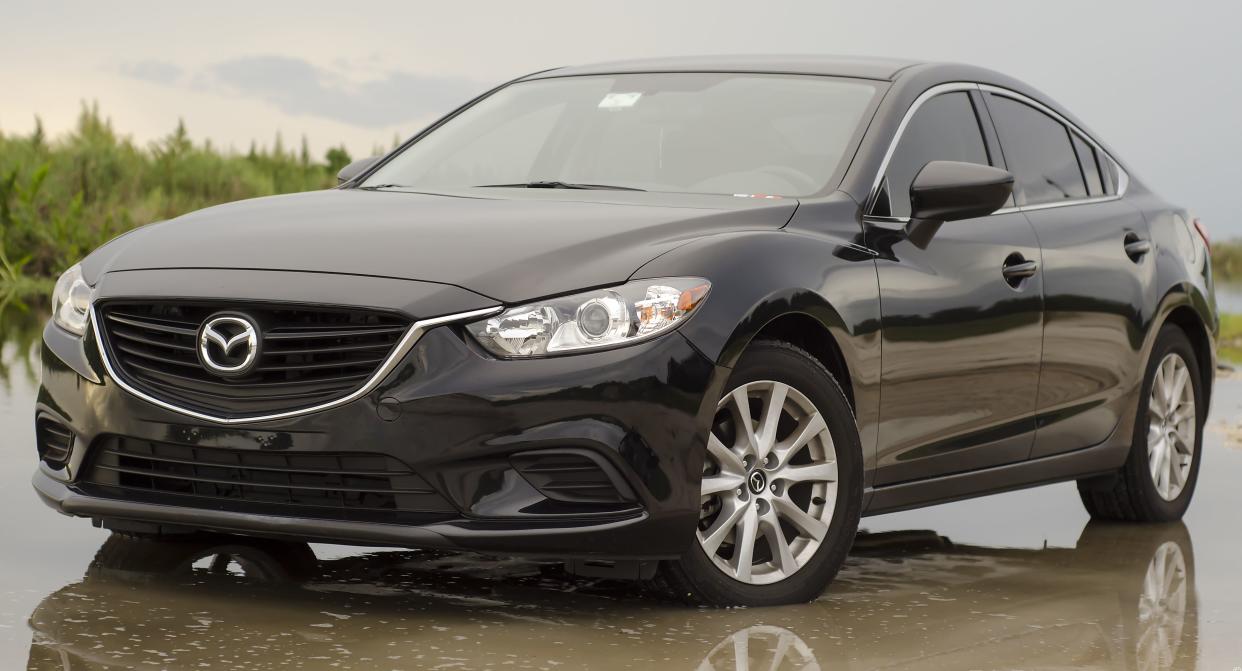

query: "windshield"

left=362, top=73, right=879, bottom=197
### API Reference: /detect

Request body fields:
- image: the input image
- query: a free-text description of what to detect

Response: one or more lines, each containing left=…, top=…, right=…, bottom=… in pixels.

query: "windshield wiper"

left=356, top=183, right=408, bottom=190
left=476, top=180, right=646, bottom=192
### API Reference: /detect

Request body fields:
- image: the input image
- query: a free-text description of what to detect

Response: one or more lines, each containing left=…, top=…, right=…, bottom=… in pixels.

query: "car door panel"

left=1025, top=200, right=1153, bottom=457
left=869, top=214, right=1043, bottom=484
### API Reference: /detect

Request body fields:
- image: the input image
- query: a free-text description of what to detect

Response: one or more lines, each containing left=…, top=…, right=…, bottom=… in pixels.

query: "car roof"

left=525, top=55, right=925, bottom=82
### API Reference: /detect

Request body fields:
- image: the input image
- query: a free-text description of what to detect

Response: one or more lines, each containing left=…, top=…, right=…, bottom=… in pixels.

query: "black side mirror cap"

left=337, top=157, right=381, bottom=185
left=909, top=161, right=1014, bottom=223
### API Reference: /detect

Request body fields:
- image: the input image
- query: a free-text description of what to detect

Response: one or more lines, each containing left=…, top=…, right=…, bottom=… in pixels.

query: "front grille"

left=98, top=301, right=411, bottom=418
left=80, top=436, right=456, bottom=524
left=36, top=417, right=74, bottom=469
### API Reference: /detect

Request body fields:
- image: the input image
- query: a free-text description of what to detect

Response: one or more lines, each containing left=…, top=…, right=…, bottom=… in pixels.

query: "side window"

left=986, top=94, right=1087, bottom=205
left=1070, top=133, right=1104, bottom=196
left=873, top=92, right=990, bottom=218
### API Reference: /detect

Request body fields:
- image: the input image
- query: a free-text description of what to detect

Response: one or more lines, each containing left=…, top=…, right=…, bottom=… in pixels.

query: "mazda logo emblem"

left=197, top=314, right=260, bottom=377
left=748, top=470, right=767, bottom=495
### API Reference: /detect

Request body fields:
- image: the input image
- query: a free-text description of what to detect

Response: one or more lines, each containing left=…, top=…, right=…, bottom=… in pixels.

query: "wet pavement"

left=2, top=306, right=1241, bottom=669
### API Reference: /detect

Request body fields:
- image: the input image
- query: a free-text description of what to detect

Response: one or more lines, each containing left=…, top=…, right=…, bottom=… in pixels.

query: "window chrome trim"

left=90, top=304, right=503, bottom=425
left=864, top=81, right=1130, bottom=221
left=977, top=84, right=1130, bottom=199
left=865, top=82, right=980, bottom=213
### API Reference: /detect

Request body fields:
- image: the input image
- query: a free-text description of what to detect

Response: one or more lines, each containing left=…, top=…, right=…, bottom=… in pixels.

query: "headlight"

left=469, top=278, right=710, bottom=357
left=51, top=264, right=92, bottom=336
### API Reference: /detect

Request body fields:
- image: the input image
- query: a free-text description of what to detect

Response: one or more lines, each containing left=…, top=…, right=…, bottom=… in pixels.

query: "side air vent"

left=35, top=417, right=74, bottom=469
left=511, top=450, right=637, bottom=506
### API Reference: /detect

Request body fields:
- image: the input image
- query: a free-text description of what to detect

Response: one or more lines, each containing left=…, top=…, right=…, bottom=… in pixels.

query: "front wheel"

left=1078, top=325, right=1204, bottom=522
left=661, top=340, right=863, bottom=606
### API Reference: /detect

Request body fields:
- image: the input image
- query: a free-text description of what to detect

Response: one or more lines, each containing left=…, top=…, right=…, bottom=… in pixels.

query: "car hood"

left=89, top=188, right=798, bottom=303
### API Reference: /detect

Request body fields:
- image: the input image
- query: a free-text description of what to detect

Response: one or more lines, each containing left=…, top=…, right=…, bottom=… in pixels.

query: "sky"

left=2, top=0, right=1240, bottom=235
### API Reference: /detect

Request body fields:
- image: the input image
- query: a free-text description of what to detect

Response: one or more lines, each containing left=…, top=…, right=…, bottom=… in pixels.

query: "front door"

left=865, top=90, right=1044, bottom=485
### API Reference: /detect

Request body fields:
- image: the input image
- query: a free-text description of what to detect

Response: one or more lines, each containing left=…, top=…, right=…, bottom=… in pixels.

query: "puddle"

left=2, top=312, right=1241, bottom=669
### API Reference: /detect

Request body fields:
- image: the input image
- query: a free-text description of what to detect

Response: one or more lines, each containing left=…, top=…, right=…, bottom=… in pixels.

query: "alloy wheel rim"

left=1136, top=540, right=1187, bottom=671
left=697, top=380, right=838, bottom=585
left=1146, top=353, right=1196, bottom=501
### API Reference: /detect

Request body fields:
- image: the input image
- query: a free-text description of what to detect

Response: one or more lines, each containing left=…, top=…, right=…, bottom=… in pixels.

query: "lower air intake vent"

left=36, top=417, right=74, bottom=469
left=81, top=436, right=456, bottom=524
left=511, top=450, right=637, bottom=505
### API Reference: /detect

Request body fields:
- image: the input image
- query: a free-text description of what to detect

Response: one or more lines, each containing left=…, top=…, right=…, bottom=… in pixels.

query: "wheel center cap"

left=747, top=469, right=767, bottom=495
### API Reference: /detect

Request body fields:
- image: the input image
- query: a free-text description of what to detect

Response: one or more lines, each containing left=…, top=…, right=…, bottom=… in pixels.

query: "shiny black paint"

left=865, top=210, right=1044, bottom=485
left=36, top=298, right=720, bottom=558
left=34, top=57, right=1217, bottom=555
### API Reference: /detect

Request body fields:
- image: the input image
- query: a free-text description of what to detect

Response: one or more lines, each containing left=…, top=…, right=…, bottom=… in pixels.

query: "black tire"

left=660, top=340, right=863, bottom=607
left=1078, top=325, right=1204, bottom=522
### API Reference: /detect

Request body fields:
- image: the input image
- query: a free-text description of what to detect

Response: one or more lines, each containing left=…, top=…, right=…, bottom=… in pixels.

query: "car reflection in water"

left=27, top=521, right=1195, bottom=670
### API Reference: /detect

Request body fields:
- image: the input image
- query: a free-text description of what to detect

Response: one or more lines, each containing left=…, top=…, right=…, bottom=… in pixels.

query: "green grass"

left=1214, top=240, right=1242, bottom=284
left=1219, top=313, right=1242, bottom=365
left=0, top=103, right=354, bottom=291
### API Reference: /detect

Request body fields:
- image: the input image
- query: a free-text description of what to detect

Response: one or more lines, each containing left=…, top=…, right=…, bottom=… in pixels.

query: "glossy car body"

left=33, top=56, right=1216, bottom=567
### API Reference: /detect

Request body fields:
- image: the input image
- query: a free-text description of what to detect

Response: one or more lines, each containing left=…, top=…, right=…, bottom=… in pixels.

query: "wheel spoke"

left=770, top=412, right=827, bottom=469
left=754, top=382, right=788, bottom=461
left=760, top=507, right=797, bottom=576
left=732, top=506, right=759, bottom=581
left=707, top=433, right=746, bottom=474
left=1148, top=436, right=1164, bottom=483
left=773, top=495, right=828, bottom=542
left=1170, top=431, right=1193, bottom=456
left=700, top=499, right=746, bottom=555
left=1168, top=404, right=1194, bottom=429
left=1148, top=392, right=1166, bottom=420
left=730, top=388, right=760, bottom=457
left=778, top=461, right=837, bottom=484
left=1167, top=364, right=1189, bottom=410
left=701, top=473, right=745, bottom=496
left=1167, top=441, right=1180, bottom=491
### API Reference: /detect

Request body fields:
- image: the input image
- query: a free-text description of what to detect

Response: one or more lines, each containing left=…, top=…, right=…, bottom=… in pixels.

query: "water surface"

left=3, top=309, right=1241, bottom=669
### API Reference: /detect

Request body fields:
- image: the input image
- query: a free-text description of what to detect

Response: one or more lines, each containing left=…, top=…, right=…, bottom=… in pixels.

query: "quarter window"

left=873, top=92, right=990, bottom=218
left=985, top=94, right=1087, bottom=205
left=1070, top=133, right=1104, bottom=197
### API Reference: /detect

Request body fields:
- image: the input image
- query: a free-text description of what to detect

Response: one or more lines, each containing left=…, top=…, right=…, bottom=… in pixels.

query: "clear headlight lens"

left=469, top=278, right=710, bottom=357
left=51, top=264, right=92, bottom=336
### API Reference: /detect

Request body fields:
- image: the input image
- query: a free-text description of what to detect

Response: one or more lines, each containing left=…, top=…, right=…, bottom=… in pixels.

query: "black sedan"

left=33, top=56, right=1216, bottom=606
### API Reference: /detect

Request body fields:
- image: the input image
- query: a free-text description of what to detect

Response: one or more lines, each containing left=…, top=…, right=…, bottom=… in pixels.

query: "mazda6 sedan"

left=34, top=55, right=1217, bottom=606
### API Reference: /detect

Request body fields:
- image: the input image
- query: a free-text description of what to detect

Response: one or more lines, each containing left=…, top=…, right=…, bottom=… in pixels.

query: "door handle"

left=1124, top=232, right=1152, bottom=261
left=1002, top=259, right=1039, bottom=279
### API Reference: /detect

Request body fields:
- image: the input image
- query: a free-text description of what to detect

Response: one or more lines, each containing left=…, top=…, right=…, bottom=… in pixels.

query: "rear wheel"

left=1079, top=326, right=1204, bottom=522
left=661, top=340, right=862, bottom=606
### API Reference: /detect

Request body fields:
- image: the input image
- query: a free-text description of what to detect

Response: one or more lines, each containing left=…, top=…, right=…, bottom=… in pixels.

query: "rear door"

left=981, top=91, right=1152, bottom=458
left=865, top=89, right=1044, bottom=485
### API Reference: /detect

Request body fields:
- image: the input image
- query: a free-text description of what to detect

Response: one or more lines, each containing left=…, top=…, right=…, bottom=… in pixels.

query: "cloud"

left=120, top=60, right=183, bottom=86
left=118, top=55, right=484, bottom=128
left=204, top=55, right=482, bottom=128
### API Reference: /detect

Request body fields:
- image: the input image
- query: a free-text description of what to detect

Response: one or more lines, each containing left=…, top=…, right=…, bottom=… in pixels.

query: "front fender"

left=629, top=220, right=882, bottom=478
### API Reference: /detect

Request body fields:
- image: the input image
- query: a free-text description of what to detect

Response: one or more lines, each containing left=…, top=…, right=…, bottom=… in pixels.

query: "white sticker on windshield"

left=598, top=92, right=642, bottom=109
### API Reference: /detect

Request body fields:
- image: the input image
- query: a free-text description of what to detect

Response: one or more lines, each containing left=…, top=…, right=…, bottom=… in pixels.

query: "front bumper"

left=34, top=297, right=724, bottom=560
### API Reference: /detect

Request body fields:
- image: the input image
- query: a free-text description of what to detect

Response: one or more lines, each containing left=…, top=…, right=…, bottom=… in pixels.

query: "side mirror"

left=904, top=161, right=1014, bottom=248
left=909, top=160, right=1014, bottom=223
left=337, top=157, right=381, bottom=185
